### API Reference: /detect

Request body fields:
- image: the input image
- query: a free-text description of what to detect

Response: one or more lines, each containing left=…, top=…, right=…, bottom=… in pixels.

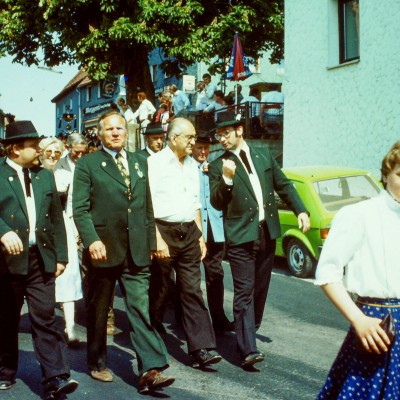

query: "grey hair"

left=166, top=118, right=193, bottom=141
left=66, top=133, right=88, bottom=148
left=39, top=137, right=65, bottom=152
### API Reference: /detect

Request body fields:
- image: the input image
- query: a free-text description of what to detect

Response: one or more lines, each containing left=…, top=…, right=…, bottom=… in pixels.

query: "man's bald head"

left=167, top=118, right=195, bottom=142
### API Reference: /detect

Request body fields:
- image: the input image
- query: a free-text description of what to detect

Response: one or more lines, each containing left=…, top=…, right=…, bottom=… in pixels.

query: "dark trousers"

left=0, top=247, right=69, bottom=383
left=154, top=220, right=216, bottom=353
left=203, top=223, right=230, bottom=329
left=227, top=222, right=276, bottom=357
left=86, top=251, right=168, bottom=375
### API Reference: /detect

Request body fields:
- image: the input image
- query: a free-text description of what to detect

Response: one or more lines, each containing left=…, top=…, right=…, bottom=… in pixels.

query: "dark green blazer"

left=136, top=149, right=151, bottom=159
left=208, top=144, right=308, bottom=245
left=0, top=159, right=68, bottom=274
left=73, top=149, right=156, bottom=268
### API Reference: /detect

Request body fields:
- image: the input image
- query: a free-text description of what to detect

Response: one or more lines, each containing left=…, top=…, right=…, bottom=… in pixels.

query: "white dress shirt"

left=148, top=145, right=201, bottom=222
left=223, top=142, right=265, bottom=222
left=6, top=158, right=37, bottom=245
left=315, top=190, right=400, bottom=298
left=132, top=99, right=156, bottom=125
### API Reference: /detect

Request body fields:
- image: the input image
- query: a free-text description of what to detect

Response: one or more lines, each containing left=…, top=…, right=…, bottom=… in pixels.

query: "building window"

left=338, top=0, right=359, bottom=63
left=150, top=65, right=157, bottom=82
left=98, top=82, right=101, bottom=98
left=86, top=86, right=92, bottom=102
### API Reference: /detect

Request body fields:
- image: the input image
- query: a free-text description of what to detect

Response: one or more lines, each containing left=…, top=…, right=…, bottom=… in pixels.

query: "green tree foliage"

left=0, top=0, right=283, bottom=102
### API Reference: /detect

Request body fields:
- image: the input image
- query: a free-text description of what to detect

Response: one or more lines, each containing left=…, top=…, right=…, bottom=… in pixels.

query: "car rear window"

left=313, top=175, right=380, bottom=212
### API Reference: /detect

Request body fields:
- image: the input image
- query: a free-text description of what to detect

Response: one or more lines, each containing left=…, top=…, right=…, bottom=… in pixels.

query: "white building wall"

left=284, top=0, right=400, bottom=177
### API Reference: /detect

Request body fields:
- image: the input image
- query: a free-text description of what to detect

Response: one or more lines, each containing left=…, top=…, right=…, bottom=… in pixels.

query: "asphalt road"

left=2, top=258, right=349, bottom=400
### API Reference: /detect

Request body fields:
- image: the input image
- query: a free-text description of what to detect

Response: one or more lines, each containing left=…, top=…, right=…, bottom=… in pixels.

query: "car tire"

left=286, top=239, right=316, bottom=278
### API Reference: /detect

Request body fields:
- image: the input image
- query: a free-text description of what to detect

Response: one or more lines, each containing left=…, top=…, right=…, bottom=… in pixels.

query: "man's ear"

left=236, top=126, right=244, bottom=137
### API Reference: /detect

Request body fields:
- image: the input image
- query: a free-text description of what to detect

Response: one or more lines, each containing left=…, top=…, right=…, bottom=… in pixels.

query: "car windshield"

left=313, top=175, right=381, bottom=212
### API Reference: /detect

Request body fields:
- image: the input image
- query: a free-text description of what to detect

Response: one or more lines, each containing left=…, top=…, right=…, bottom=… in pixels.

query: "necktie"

left=22, top=168, right=31, bottom=197
left=239, top=150, right=253, bottom=174
left=115, top=153, right=131, bottom=195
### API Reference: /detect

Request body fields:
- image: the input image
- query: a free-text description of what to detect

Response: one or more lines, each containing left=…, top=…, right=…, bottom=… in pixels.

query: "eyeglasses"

left=176, top=134, right=197, bottom=142
left=214, top=129, right=235, bottom=141
left=44, top=149, right=62, bottom=158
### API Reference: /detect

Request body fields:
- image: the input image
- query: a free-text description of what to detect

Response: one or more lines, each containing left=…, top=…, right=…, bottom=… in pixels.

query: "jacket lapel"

left=3, top=163, right=29, bottom=221
left=226, top=151, right=257, bottom=201
left=127, top=153, right=140, bottom=192
left=250, top=146, right=269, bottom=197
left=30, top=169, right=43, bottom=219
left=99, top=150, right=127, bottom=188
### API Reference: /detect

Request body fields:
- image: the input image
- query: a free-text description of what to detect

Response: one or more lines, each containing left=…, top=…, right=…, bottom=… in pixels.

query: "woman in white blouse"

left=315, top=141, right=400, bottom=399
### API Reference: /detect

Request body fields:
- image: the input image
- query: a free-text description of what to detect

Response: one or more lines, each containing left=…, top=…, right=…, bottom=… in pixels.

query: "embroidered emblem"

left=135, top=162, right=144, bottom=178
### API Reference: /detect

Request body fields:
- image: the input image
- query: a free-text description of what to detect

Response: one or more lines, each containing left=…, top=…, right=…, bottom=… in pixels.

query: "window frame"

left=338, top=0, right=360, bottom=64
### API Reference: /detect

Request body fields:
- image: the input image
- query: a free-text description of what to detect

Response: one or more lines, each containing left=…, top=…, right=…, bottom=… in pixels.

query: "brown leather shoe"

left=89, top=369, right=113, bottom=382
left=138, top=370, right=175, bottom=393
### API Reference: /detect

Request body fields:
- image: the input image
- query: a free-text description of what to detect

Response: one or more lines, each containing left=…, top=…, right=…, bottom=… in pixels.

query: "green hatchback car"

left=275, top=166, right=381, bottom=278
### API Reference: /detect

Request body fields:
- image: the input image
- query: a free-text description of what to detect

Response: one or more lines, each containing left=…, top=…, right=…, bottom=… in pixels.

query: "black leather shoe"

left=43, top=376, right=78, bottom=399
left=191, top=349, right=222, bottom=369
left=0, top=380, right=14, bottom=390
left=241, top=351, right=265, bottom=368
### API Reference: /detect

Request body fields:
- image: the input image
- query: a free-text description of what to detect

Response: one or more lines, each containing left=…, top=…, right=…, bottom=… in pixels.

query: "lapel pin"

left=8, top=176, right=13, bottom=181
left=102, top=162, right=106, bottom=167
left=256, top=155, right=259, bottom=158
left=135, top=162, right=144, bottom=178
left=35, top=176, right=40, bottom=180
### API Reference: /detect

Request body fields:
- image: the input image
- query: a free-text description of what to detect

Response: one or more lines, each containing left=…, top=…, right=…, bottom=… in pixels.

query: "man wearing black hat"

left=192, top=131, right=233, bottom=334
left=208, top=114, right=310, bottom=368
left=137, top=122, right=165, bottom=158
left=0, top=121, right=78, bottom=398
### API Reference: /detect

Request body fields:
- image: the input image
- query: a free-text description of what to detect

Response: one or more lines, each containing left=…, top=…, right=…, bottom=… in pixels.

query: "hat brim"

left=1, top=132, right=40, bottom=143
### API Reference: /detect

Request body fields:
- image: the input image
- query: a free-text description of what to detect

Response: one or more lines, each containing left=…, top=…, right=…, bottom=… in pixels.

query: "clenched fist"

left=222, top=158, right=236, bottom=180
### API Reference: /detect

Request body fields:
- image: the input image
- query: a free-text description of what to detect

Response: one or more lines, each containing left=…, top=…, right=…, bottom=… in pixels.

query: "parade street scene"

left=0, top=1, right=399, bottom=400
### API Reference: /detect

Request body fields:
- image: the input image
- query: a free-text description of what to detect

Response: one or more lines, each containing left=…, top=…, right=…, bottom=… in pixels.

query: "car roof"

left=282, top=166, right=372, bottom=182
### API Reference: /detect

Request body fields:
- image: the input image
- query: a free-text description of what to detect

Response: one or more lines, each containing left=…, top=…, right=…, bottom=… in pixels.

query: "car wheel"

left=286, top=239, right=316, bottom=278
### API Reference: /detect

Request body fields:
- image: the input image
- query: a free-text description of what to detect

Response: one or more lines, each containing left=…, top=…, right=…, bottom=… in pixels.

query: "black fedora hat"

left=215, top=111, right=244, bottom=130
left=2, top=121, right=40, bottom=143
left=144, top=122, right=164, bottom=135
left=196, top=130, right=214, bottom=144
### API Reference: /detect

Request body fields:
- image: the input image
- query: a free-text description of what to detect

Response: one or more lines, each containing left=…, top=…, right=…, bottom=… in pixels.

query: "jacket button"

left=250, top=218, right=253, bottom=222
left=269, top=203, right=272, bottom=206
left=43, top=243, right=47, bottom=247
left=10, top=214, right=14, bottom=219
left=245, top=197, right=248, bottom=201
left=249, top=207, right=252, bottom=211
left=128, top=209, right=131, bottom=213
left=256, top=207, right=259, bottom=211
left=26, top=228, right=29, bottom=232
left=43, top=228, right=46, bottom=232
left=15, top=229, right=18, bottom=234
left=270, top=213, right=273, bottom=217
left=269, top=192, right=273, bottom=196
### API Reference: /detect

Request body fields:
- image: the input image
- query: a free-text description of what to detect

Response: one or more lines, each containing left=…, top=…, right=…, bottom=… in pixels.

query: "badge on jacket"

left=135, top=162, right=144, bottom=178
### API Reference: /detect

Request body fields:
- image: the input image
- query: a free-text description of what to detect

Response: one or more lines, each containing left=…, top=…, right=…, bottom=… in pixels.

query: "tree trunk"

left=124, top=46, right=155, bottom=110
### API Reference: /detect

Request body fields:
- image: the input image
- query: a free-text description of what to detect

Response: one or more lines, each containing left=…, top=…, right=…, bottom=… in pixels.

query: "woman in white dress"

left=39, top=138, right=83, bottom=346
left=315, top=141, right=400, bottom=399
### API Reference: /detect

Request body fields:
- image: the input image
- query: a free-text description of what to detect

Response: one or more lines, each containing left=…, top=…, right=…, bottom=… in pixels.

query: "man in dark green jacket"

left=209, top=114, right=310, bottom=369
left=73, top=110, right=173, bottom=394
left=0, top=121, right=78, bottom=399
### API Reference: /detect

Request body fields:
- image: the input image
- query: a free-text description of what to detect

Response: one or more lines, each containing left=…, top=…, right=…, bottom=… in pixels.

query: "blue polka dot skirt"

left=317, top=298, right=400, bottom=399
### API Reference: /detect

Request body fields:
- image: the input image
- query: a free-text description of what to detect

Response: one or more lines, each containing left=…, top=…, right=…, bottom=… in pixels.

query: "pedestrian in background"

left=0, top=121, right=78, bottom=399
left=315, top=141, right=400, bottom=399
left=192, top=130, right=234, bottom=335
left=40, top=137, right=83, bottom=347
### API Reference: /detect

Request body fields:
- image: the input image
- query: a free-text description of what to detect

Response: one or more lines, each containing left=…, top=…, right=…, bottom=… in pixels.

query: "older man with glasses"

left=147, top=118, right=222, bottom=369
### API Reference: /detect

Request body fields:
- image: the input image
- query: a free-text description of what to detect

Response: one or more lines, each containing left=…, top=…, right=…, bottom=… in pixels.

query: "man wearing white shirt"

left=202, top=73, right=217, bottom=105
left=147, top=118, right=222, bottom=369
left=0, top=121, right=78, bottom=399
left=170, top=84, right=190, bottom=116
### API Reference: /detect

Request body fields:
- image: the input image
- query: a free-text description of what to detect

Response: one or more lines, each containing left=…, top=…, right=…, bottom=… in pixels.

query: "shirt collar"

left=146, top=146, right=156, bottom=156
left=103, top=146, right=127, bottom=159
left=6, top=157, right=24, bottom=174
left=382, top=189, right=400, bottom=212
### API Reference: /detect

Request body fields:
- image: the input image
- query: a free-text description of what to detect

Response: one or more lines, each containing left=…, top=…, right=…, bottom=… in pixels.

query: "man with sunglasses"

left=208, top=113, right=310, bottom=369
left=147, top=118, right=222, bottom=369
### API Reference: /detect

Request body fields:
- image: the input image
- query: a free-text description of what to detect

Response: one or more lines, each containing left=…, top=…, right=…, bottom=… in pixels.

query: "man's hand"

left=89, top=240, right=107, bottom=262
left=298, top=212, right=311, bottom=233
left=199, top=236, right=207, bottom=260
left=55, top=263, right=67, bottom=278
left=1, top=231, right=23, bottom=255
left=353, top=314, right=391, bottom=354
left=222, top=159, right=236, bottom=180
left=155, top=234, right=170, bottom=259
